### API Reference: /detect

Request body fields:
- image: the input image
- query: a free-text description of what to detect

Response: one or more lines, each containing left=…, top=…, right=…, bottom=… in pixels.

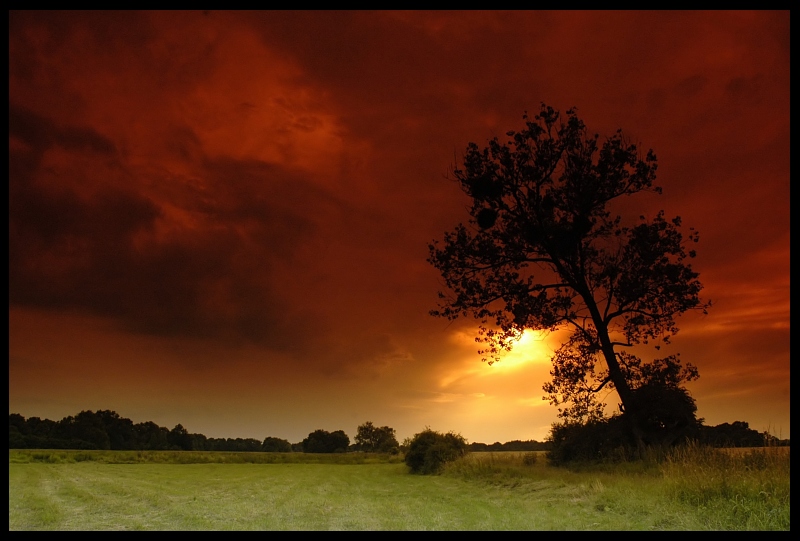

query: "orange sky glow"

left=9, top=11, right=790, bottom=443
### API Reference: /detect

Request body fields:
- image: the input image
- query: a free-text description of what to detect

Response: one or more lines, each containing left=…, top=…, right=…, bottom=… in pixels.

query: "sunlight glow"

left=492, top=329, right=552, bottom=370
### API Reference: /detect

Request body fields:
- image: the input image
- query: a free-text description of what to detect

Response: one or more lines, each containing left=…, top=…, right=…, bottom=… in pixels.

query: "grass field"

left=8, top=446, right=789, bottom=530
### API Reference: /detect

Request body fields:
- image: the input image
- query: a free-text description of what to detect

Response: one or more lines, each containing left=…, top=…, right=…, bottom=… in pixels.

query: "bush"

left=546, top=417, right=633, bottom=465
left=547, top=385, right=701, bottom=465
left=404, top=428, right=468, bottom=474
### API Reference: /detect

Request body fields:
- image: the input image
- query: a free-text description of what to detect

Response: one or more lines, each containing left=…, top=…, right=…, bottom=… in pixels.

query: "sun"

left=492, top=329, right=552, bottom=370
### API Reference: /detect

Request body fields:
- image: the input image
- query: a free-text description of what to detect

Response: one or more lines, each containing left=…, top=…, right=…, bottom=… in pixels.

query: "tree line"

left=467, top=440, right=550, bottom=452
left=8, top=411, right=402, bottom=453
left=9, top=410, right=783, bottom=454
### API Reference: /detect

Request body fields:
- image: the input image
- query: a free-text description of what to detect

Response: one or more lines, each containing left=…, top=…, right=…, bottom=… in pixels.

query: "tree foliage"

left=262, top=436, right=292, bottom=453
left=8, top=410, right=293, bottom=452
left=355, top=421, right=400, bottom=453
left=302, top=429, right=350, bottom=453
left=428, top=104, right=710, bottom=450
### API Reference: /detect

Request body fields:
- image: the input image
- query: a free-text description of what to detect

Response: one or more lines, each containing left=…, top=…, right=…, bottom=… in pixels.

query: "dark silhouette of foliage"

left=302, top=429, right=350, bottom=453
left=428, top=104, right=710, bottom=454
left=547, top=388, right=703, bottom=465
left=168, top=424, right=193, bottom=451
left=404, top=428, right=468, bottom=474
left=696, top=421, right=769, bottom=448
left=8, top=411, right=294, bottom=452
left=354, top=421, right=400, bottom=453
left=468, top=439, right=549, bottom=452
left=262, top=436, right=293, bottom=453
left=66, top=411, right=112, bottom=450
left=134, top=421, right=170, bottom=450
left=197, top=437, right=263, bottom=452
left=547, top=417, right=632, bottom=464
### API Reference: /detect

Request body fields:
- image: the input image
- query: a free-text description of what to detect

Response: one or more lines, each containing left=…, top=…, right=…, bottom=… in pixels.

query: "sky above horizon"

left=9, top=11, right=790, bottom=444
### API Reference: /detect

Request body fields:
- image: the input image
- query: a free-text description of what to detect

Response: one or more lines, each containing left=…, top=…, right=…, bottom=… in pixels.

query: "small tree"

left=355, top=421, right=400, bottom=453
left=404, top=428, right=468, bottom=474
left=428, top=104, right=710, bottom=453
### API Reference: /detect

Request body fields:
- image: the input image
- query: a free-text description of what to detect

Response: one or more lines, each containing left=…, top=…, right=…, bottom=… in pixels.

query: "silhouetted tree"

left=355, top=421, right=400, bottom=453
left=429, top=104, right=710, bottom=454
left=95, top=410, right=137, bottom=450
left=68, top=411, right=111, bottom=450
left=134, top=421, right=170, bottom=450
left=262, top=436, right=292, bottom=452
left=168, top=423, right=192, bottom=451
left=302, top=429, right=350, bottom=453
left=698, top=421, right=765, bottom=448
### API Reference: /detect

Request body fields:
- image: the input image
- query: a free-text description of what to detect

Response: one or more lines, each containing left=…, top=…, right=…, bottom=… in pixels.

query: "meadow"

left=8, top=446, right=789, bottom=530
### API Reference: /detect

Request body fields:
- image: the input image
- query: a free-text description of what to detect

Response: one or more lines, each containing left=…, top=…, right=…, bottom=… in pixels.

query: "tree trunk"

left=579, top=281, right=647, bottom=455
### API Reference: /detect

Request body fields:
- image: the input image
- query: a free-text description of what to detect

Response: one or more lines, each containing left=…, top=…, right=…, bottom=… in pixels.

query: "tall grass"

left=444, top=446, right=790, bottom=530
left=660, top=443, right=790, bottom=530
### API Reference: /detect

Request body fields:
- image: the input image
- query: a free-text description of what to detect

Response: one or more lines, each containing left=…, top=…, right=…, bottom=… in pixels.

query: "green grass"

left=8, top=449, right=404, bottom=465
left=444, top=446, right=790, bottom=530
left=8, top=447, right=789, bottom=530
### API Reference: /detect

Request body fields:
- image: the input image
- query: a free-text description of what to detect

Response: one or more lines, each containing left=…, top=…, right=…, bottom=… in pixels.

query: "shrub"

left=404, top=428, right=468, bottom=474
left=546, top=417, right=632, bottom=465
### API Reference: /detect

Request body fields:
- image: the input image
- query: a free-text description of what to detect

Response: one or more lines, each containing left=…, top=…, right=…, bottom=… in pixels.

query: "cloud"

left=9, top=105, right=332, bottom=351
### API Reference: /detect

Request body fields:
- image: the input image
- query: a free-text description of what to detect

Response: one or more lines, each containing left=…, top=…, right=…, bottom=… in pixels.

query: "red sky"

left=9, top=11, right=790, bottom=444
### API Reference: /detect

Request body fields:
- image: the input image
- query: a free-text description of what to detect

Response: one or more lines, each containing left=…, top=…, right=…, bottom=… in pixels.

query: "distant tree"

left=9, top=413, right=26, bottom=434
left=698, top=421, right=764, bottom=448
left=95, top=410, right=137, bottom=450
left=134, top=421, right=170, bottom=450
left=205, top=436, right=259, bottom=452
left=428, top=104, right=710, bottom=454
left=355, top=421, right=400, bottom=453
left=262, top=436, right=292, bottom=453
left=404, top=428, right=468, bottom=474
left=9, top=414, right=26, bottom=448
left=190, top=433, right=208, bottom=451
left=302, top=429, right=350, bottom=453
left=168, top=424, right=192, bottom=451
left=69, top=411, right=111, bottom=450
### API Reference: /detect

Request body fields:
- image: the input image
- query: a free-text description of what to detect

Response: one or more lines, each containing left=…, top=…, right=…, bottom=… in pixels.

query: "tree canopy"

left=301, top=429, right=350, bottom=453
left=354, top=421, right=400, bottom=453
left=428, top=104, right=710, bottom=450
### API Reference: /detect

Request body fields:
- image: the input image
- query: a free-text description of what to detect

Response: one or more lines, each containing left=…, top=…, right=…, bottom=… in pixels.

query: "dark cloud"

left=8, top=112, right=342, bottom=351
left=9, top=103, right=117, bottom=156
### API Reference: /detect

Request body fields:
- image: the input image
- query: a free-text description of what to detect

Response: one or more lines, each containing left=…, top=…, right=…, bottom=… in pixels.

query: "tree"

left=355, top=421, right=400, bottom=453
left=262, top=436, right=293, bottom=453
left=168, top=423, right=192, bottom=451
left=302, top=429, right=350, bottom=453
left=134, top=421, right=170, bottom=450
left=428, top=104, right=710, bottom=452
